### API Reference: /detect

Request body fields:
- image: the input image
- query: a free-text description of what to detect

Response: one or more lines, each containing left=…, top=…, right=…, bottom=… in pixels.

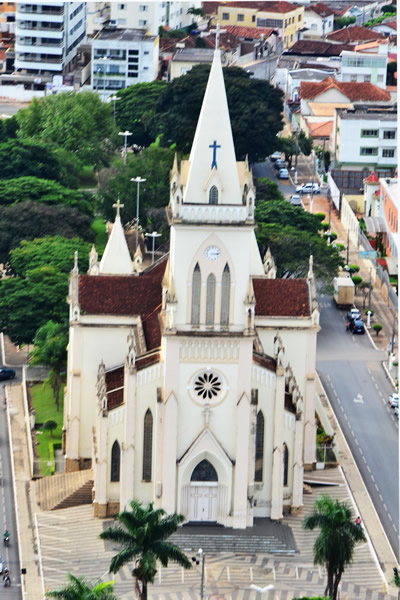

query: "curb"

left=382, top=361, right=397, bottom=389
left=365, top=326, right=379, bottom=351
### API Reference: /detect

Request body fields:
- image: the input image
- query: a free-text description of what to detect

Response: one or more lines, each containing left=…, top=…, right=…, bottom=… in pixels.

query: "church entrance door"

left=188, top=459, right=218, bottom=522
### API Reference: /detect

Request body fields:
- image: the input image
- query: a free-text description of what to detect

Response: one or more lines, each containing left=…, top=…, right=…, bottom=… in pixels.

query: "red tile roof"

left=224, top=1, right=300, bottom=13
left=326, top=25, right=386, bottom=43
left=364, top=171, right=379, bottom=184
left=286, top=40, right=354, bottom=56
left=106, top=367, right=124, bottom=410
left=300, top=77, right=391, bottom=102
left=79, top=257, right=167, bottom=350
left=225, top=25, right=276, bottom=39
left=307, top=2, right=334, bottom=17
left=307, top=120, right=333, bottom=138
left=253, top=278, right=310, bottom=317
left=382, top=19, right=397, bottom=31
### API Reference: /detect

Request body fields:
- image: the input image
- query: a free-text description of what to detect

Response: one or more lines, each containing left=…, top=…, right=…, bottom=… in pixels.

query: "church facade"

left=64, top=49, right=319, bottom=528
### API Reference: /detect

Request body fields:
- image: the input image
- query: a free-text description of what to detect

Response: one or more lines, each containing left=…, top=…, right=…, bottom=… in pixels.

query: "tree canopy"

left=0, top=177, right=93, bottom=214
left=16, top=91, right=115, bottom=166
left=255, top=199, right=323, bottom=235
left=155, top=64, right=284, bottom=161
left=0, top=139, right=68, bottom=182
left=46, top=573, right=117, bottom=600
left=255, top=177, right=286, bottom=203
left=0, top=202, right=94, bottom=263
left=115, top=81, right=167, bottom=147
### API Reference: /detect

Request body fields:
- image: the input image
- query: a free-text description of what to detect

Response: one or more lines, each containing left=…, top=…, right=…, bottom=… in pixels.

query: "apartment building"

left=339, top=43, right=388, bottom=89
left=110, top=2, right=201, bottom=36
left=379, top=176, right=398, bottom=258
left=15, top=2, right=86, bottom=75
left=91, top=27, right=159, bottom=99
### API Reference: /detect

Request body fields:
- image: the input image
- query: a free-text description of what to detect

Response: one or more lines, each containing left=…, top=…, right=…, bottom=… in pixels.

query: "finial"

left=73, top=250, right=78, bottom=272
left=210, top=22, right=226, bottom=52
left=308, top=254, right=314, bottom=279
left=113, top=195, right=124, bottom=218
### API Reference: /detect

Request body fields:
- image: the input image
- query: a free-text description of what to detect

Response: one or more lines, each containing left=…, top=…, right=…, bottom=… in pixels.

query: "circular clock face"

left=205, top=246, right=221, bottom=261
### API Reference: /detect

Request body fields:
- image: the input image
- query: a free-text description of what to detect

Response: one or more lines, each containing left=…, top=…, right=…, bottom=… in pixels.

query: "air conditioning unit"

left=109, top=19, right=117, bottom=29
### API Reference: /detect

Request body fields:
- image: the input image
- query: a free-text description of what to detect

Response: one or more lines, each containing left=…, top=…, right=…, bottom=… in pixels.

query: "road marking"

left=367, top=367, right=372, bottom=374
left=378, top=390, right=383, bottom=398
left=375, top=483, right=379, bottom=491
left=388, top=513, right=393, bottom=522
left=344, top=414, right=348, bottom=421
left=384, top=504, right=388, bottom=511
left=371, top=474, right=375, bottom=482
left=353, top=393, right=364, bottom=404
left=340, top=405, right=344, bottom=412
left=355, top=438, right=359, bottom=446
left=374, top=383, right=379, bottom=390
left=379, top=494, right=383, bottom=501
left=327, top=375, right=331, bottom=382
left=366, top=465, right=371, bottom=472
left=350, top=429, right=355, bottom=436
left=362, top=455, right=366, bottom=463
left=337, top=397, right=341, bottom=405
left=394, top=525, right=397, bottom=533
left=371, top=375, right=375, bottom=382
left=333, top=389, right=338, bottom=397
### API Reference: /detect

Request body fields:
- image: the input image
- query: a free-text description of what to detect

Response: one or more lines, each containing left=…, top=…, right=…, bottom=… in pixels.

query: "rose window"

left=189, top=368, right=227, bottom=406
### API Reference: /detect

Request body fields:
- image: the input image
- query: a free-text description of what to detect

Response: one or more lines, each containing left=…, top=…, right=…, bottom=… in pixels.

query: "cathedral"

left=64, top=48, right=319, bottom=528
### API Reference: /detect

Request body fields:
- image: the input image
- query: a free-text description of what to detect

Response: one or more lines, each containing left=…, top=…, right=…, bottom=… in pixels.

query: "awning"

left=363, top=216, right=387, bottom=233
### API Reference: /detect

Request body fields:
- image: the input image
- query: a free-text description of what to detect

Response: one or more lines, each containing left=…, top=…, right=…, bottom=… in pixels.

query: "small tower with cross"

left=99, top=197, right=133, bottom=275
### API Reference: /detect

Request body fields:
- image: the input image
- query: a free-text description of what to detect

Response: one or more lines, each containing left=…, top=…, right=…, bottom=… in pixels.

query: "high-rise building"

left=15, top=2, right=87, bottom=76
left=110, top=1, right=202, bottom=36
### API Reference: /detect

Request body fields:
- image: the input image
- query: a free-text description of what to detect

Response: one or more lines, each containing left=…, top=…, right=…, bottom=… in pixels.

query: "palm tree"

left=303, top=496, right=366, bottom=600
left=100, top=500, right=191, bottom=600
left=46, top=573, right=117, bottom=600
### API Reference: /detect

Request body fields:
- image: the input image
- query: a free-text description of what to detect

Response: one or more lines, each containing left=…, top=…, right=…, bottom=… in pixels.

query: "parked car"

left=296, top=182, right=320, bottom=195
left=394, top=406, right=399, bottom=419
left=349, top=319, right=365, bottom=334
left=388, top=393, right=399, bottom=408
left=278, top=168, right=289, bottom=179
left=347, top=308, right=361, bottom=321
left=290, top=194, right=302, bottom=206
left=274, top=159, right=285, bottom=170
left=0, top=368, right=15, bottom=381
left=269, top=151, right=282, bottom=161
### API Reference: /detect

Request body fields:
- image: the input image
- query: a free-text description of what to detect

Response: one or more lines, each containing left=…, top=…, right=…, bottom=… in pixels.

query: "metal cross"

left=209, top=140, right=221, bottom=169
left=210, top=22, right=226, bottom=51
left=113, top=195, right=124, bottom=217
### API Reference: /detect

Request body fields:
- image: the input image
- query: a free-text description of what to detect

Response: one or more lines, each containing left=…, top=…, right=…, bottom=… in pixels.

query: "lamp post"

left=192, top=548, right=205, bottom=600
left=118, top=130, right=132, bottom=164
left=109, top=94, right=120, bottom=125
left=131, top=176, right=146, bottom=251
left=250, top=584, right=275, bottom=599
left=145, top=231, right=161, bottom=264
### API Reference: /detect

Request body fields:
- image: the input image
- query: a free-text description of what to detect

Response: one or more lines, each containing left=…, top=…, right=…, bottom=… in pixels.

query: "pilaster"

left=120, top=358, right=137, bottom=510
left=161, top=392, right=178, bottom=515
left=291, top=416, right=304, bottom=512
left=233, top=392, right=251, bottom=528
left=270, top=365, right=284, bottom=520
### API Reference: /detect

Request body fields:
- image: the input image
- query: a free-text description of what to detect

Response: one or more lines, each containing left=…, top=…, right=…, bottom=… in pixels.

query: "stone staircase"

left=36, top=470, right=93, bottom=512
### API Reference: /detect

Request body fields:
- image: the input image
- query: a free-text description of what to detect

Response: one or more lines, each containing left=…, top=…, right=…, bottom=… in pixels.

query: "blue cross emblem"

left=209, top=140, right=221, bottom=169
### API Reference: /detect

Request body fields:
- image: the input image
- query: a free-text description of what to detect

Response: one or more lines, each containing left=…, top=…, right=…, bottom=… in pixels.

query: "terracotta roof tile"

left=326, top=25, right=386, bottom=43
left=286, top=39, right=354, bottom=56
left=253, top=278, right=310, bottom=317
left=253, top=352, right=276, bottom=372
left=225, top=25, right=276, bottom=39
left=307, top=120, right=333, bottom=137
left=79, top=257, right=167, bottom=350
left=224, top=1, right=299, bottom=12
left=105, top=367, right=124, bottom=410
left=382, top=19, right=397, bottom=31
left=300, top=77, right=391, bottom=102
left=307, top=2, right=334, bottom=17
left=364, top=171, right=379, bottom=184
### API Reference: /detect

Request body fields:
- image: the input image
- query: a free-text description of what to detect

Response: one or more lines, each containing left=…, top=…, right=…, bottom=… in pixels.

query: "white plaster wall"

left=107, top=406, right=126, bottom=501
left=337, top=117, right=397, bottom=166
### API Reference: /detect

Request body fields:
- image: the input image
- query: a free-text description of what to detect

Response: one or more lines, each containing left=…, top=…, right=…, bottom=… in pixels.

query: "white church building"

left=64, top=48, right=319, bottom=528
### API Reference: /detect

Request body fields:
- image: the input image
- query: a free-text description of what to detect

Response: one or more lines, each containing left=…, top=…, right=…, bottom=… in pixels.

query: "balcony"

left=18, top=5, right=64, bottom=16
left=16, top=22, right=63, bottom=33
left=17, top=38, right=63, bottom=48
left=16, top=53, right=63, bottom=64
left=167, top=203, right=252, bottom=225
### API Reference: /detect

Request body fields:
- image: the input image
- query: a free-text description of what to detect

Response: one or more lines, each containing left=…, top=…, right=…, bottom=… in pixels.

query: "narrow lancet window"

left=220, top=263, right=230, bottom=326
left=209, top=186, right=218, bottom=205
left=191, top=263, right=201, bottom=325
left=255, top=411, right=264, bottom=482
left=111, top=441, right=120, bottom=482
left=143, top=409, right=153, bottom=481
left=206, top=273, right=216, bottom=326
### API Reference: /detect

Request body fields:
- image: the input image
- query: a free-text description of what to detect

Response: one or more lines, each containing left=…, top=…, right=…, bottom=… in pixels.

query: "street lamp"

left=109, top=94, right=120, bottom=125
left=192, top=549, right=205, bottom=600
left=131, top=176, right=146, bottom=251
left=250, top=584, right=274, bottom=598
left=145, top=231, right=161, bottom=265
left=118, top=130, right=132, bottom=164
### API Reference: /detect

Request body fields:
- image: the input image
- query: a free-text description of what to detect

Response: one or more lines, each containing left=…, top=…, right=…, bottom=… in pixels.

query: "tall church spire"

left=99, top=199, right=133, bottom=275
left=183, top=50, right=241, bottom=205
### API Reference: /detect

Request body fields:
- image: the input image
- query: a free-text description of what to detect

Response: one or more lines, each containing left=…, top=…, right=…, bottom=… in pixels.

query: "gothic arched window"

left=191, top=459, right=218, bottom=482
left=206, top=273, right=216, bottom=326
left=111, top=440, right=120, bottom=482
left=283, top=443, right=289, bottom=487
left=254, top=411, right=264, bottom=482
left=220, top=263, right=231, bottom=326
left=209, top=185, right=218, bottom=205
left=191, top=263, right=201, bottom=326
left=143, top=409, right=153, bottom=482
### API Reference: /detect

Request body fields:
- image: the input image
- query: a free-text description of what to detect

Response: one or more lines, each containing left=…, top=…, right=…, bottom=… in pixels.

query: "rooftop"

left=224, top=25, right=277, bottom=39
left=222, top=1, right=301, bottom=13
left=172, top=47, right=215, bottom=63
left=253, top=278, right=310, bottom=318
left=326, top=25, right=386, bottom=44
left=306, top=2, right=334, bottom=17
left=300, top=77, right=392, bottom=102
left=289, top=68, right=332, bottom=81
left=337, top=108, right=397, bottom=121
left=285, top=39, right=354, bottom=56
left=95, top=28, right=157, bottom=42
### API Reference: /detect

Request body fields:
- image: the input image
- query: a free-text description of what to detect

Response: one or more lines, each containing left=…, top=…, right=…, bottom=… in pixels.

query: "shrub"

left=324, top=232, right=337, bottom=241
left=335, top=242, right=344, bottom=251
left=315, top=212, right=326, bottom=222
left=320, top=222, right=330, bottom=232
left=43, top=419, right=57, bottom=437
left=373, top=323, right=383, bottom=336
left=352, top=275, right=362, bottom=286
left=349, top=264, right=360, bottom=274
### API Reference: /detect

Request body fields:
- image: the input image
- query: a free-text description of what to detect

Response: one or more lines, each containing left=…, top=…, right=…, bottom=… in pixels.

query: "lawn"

left=30, top=383, right=64, bottom=477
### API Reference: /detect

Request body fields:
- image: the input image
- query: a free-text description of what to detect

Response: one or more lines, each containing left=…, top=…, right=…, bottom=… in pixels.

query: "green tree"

left=278, top=131, right=312, bottom=168
left=303, top=496, right=366, bottom=600
left=0, top=202, right=93, bottom=263
left=0, top=115, right=18, bottom=143
left=115, top=81, right=167, bottom=146
left=9, top=236, right=91, bottom=278
left=0, top=139, right=67, bottom=183
left=187, top=6, right=205, bottom=16
left=30, top=320, right=68, bottom=411
left=387, top=60, right=397, bottom=86
left=100, top=500, right=192, bottom=600
left=43, top=419, right=58, bottom=437
left=0, top=177, right=93, bottom=214
left=155, top=64, right=283, bottom=161
left=334, top=16, right=356, bottom=29
left=255, top=200, right=323, bottom=235
left=47, top=573, right=117, bottom=600
left=255, top=177, right=285, bottom=202
left=16, top=92, right=115, bottom=166
left=0, top=266, right=68, bottom=345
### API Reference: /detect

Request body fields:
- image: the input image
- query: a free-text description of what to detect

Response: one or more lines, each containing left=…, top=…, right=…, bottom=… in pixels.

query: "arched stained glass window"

left=191, top=263, right=201, bottom=326
left=143, top=409, right=153, bottom=482
left=191, top=459, right=218, bottom=482
left=220, top=264, right=230, bottom=326
left=209, top=186, right=218, bottom=205
left=206, top=273, right=216, bottom=326
left=111, top=440, right=120, bottom=482
left=254, top=411, right=264, bottom=482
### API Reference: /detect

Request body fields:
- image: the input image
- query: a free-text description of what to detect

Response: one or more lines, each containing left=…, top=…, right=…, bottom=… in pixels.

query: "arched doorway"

left=188, top=459, right=218, bottom=522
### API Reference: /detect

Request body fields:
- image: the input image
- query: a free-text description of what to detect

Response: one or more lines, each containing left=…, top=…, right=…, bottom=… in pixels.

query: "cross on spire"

left=113, top=195, right=124, bottom=218
left=209, top=22, right=227, bottom=52
left=209, top=140, right=221, bottom=169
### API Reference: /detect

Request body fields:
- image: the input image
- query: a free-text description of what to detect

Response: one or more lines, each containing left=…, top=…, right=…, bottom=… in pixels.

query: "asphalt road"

left=317, top=294, right=399, bottom=558
left=0, top=383, right=21, bottom=596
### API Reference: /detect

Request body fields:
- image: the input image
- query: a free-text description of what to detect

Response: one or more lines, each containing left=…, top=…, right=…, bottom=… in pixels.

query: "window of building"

left=118, top=3, right=126, bottom=9
left=139, top=4, right=148, bottom=10
left=118, top=18, right=127, bottom=25
left=364, top=74, right=371, bottom=82
left=283, top=443, right=289, bottom=486
left=350, top=74, right=357, bottom=82
left=254, top=410, right=264, bottom=482
left=128, top=72, right=139, bottom=78
left=252, top=15, right=255, bottom=22
left=129, top=49, right=139, bottom=56
left=222, top=12, right=229, bottom=20
left=206, top=273, right=216, bottom=326
left=237, top=13, right=244, bottom=21
left=142, top=409, right=153, bottom=481
left=382, top=149, right=395, bottom=158
left=298, top=14, right=302, bottom=21
left=290, top=33, right=293, bottom=41
left=110, top=440, right=120, bottom=482
left=377, top=74, right=384, bottom=82
left=220, top=264, right=231, bottom=326
left=209, top=185, right=218, bottom=204
left=360, top=147, right=378, bottom=155
left=284, top=19, right=287, bottom=27
left=257, top=18, right=283, bottom=27
left=144, top=50, right=149, bottom=55
left=383, top=130, right=396, bottom=139
left=191, top=263, right=201, bottom=326
left=139, top=19, right=147, bottom=26
left=191, top=459, right=218, bottom=481
left=361, top=129, right=378, bottom=138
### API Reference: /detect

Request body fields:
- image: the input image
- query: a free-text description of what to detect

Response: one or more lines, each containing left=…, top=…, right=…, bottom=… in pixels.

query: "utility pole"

left=131, top=176, right=146, bottom=252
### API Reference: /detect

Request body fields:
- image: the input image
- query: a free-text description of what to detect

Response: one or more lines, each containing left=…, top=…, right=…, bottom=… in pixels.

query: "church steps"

left=36, top=470, right=93, bottom=511
left=170, top=533, right=296, bottom=555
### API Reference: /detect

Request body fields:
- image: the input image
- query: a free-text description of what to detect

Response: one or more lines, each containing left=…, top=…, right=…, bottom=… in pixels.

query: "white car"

left=269, top=151, right=282, bottom=161
left=290, top=194, right=302, bottom=206
left=278, top=168, right=289, bottom=179
left=388, top=393, right=399, bottom=408
left=296, top=182, right=320, bottom=195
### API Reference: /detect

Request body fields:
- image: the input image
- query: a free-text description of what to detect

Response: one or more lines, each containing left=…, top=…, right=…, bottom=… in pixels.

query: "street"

left=317, top=294, right=399, bottom=558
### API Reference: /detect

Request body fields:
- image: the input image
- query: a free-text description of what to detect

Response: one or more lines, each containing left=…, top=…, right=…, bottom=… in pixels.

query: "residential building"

left=326, top=24, right=386, bottom=45
left=170, top=46, right=215, bottom=79
left=379, top=176, right=398, bottom=257
left=277, top=67, right=334, bottom=102
left=109, top=1, right=202, bottom=36
left=86, top=2, right=110, bottom=36
left=332, top=106, right=397, bottom=172
left=303, top=2, right=334, bottom=39
left=91, top=28, right=159, bottom=99
left=0, top=2, right=16, bottom=32
left=217, top=1, right=304, bottom=49
left=372, top=18, right=397, bottom=37
left=339, top=43, right=388, bottom=89
left=64, top=48, right=318, bottom=525
left=15, top=2, right=87, bottom=76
